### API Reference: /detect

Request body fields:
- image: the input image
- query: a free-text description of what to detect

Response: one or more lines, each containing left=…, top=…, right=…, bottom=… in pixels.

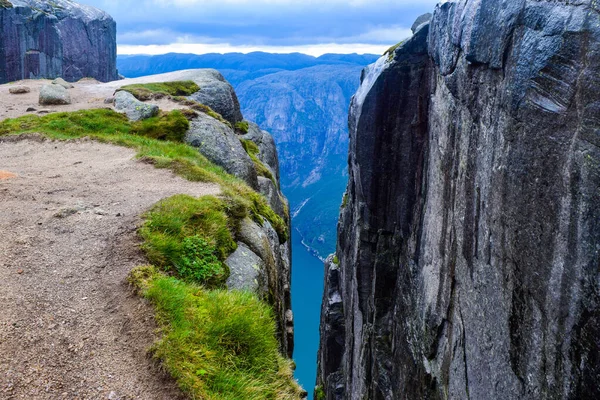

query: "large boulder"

left=0, top=0, right=118, bottom=84
left=185, top=112, right=258, bottom=189
left=39, top=84, right=71, bottom=105
left=114, top=91, right=158, bottom=121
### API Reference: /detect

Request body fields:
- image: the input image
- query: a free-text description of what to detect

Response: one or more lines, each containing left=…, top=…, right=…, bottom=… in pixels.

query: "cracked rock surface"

left=317, top=1, right=600, bottom=399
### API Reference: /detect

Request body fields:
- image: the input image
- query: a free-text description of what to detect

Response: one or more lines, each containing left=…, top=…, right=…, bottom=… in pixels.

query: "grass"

left=235, top=121, right=249, bottom=134
left=241, top=139, right=277, bottom=187
left=132, top=110, right=190, bottom=142
left=139, top=195, right=241, bottom=287
left=129, top=266, right=303, bottom=400
left=118, top=81, right=200, bottom=101
left=315, top=386, right=325, bottom=400
left=172, top=96, right=232, bottom=127
left=384, top=40, right=406, bottom=61
left=0, top=109, right=288, bottom=242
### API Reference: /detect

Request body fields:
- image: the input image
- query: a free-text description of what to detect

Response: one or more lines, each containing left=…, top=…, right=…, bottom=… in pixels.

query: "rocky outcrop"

left=185, top=113, right=259, bottom=189
left=317, top=2, right=600, bottom=399
left=0, top=0, right=118, bottom=84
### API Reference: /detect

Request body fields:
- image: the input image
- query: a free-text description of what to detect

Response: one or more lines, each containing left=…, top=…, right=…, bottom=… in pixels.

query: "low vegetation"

left=235, top=120, right=249, bottom=134
left=241, top=139, right=277, bottom=186
left=118, top=81, right=200, bottom=101
left=172, top=96, right=232, bottom=127
left=129, top=266, right=303, bottom=399
left=132, top=110, right=189, bottom=142
left=0, top=0, right=13, bottom=8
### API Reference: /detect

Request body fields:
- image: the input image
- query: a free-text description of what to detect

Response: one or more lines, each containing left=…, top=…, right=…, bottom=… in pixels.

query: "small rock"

left=114, top=91, right=158, bottom=121
left=38, top=110, right=51, bottom=114
left=107, top=391, right=119, bottom=400
left=17, top=269, right=23, bottom=274
left=9, top=86, right=31, bottom=94
left=52, top=77, right=74, bottom=89
left=40, top=84, right=71, bottom=105
left=26, top=107, right=36, bottom=112
left=103, top=97, right=115, bottom=104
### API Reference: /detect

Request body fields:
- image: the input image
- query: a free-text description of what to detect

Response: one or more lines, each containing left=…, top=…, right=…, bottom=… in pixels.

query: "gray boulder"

left=225, top=243, right=266, bottom=293
left=185, top=112, right=258, bottom=189
left=52, top=77, right=74, bottom=89
left=39, top=84, right=71, bottom=105
left=9, top=86, right=30, bottom=94
left=0, top=0, right=118, bottom=84
left=183, top=69, right=243, bottom=125
left=114, top=91, right=158, bottom=121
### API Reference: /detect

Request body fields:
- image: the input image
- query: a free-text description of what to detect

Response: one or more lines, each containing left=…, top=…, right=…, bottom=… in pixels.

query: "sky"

left=81, top=0, right=440, bottom=56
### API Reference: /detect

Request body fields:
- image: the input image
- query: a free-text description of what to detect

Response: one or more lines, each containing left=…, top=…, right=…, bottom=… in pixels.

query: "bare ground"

left=0, top=135, right=221, bottom=399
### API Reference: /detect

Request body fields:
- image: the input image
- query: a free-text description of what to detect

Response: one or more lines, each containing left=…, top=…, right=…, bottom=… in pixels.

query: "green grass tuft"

left=118, top=81, right=200, bottom=101
left=235, top=121, right=249, bottom=134
left=131, top=110, right=189, bottom=142
left=128, top=266, right=304, bottom=399
left=240, top=139, right=277, bottom=187
left=139, top=195, right=239, bottom=287
left=315, top=385, right=326, bottom=400
left=172, top=96, right=232, bottom=127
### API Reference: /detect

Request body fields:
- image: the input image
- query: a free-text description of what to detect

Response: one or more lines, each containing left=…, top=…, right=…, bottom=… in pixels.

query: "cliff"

left=317, top=1, right=600, bottom=399
left=0, top=0, right=118, bottom=83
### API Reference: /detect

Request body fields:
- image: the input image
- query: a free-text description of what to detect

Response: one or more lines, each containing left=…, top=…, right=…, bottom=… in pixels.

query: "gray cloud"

left=82, top=0, right=438, bottom=49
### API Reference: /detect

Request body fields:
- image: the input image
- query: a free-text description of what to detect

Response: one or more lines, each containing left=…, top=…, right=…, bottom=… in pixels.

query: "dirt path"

left=0, top=135, right=220, bottom=399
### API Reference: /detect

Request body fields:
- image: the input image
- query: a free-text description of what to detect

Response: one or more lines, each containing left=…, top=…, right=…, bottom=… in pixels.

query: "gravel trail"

left=0, top=135, right=220, bottom=399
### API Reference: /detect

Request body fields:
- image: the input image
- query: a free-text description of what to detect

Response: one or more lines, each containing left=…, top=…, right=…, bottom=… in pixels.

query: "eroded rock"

left=114, top=91, right=158, bottom=121
left=39, top=84, right=71, bottom=105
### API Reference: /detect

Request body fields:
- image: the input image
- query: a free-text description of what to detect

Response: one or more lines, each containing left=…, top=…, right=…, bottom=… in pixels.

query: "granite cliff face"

left=317, top=1, right=600, bottom=399
left=0, top=0, right=117, bottom=83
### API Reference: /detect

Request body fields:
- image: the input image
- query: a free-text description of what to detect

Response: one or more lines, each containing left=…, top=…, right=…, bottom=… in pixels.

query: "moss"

left=384, top=40, right=406, bottom=61
left=341, top=192, right=348, bottom=208
left=332, top=255, right=339, bottom=265
left=235, top=120, right=249, bottom=134
left=240, top=139, right=277, bottom=186
left=315, top=386, right=326, bottom=400
left=118, top=81, right=200, bottom=101
left=0, top=0, right=12, bottom=8
left=131, top=110, right=189, bottom=142
left=172, top=96, right=232, bottom=127
left=128, top=266, right=304, bottom=399
left=0, top=109, right=288, bottom=243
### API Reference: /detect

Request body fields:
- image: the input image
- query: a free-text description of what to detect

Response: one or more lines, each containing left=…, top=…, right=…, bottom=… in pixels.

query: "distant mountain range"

left=118, top=52, right=380, bottom=258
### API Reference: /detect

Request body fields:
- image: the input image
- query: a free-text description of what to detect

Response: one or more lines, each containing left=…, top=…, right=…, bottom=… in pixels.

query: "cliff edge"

left=317, top=1, right=600, bottom=399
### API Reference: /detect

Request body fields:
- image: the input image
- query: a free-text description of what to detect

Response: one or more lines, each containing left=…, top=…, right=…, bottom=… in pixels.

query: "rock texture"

left=114, top=91, right=158, bottom=121
left=317, top=1, right=600, bottom=399
left=39, top=84, right=71, bottom=105
left=0, top=0, right=118, bottom=84
left=185, top=113, right=259, bottom=189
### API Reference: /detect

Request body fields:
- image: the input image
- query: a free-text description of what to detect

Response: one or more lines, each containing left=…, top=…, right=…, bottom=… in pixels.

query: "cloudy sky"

left=81, top=0, right=439, bottom=56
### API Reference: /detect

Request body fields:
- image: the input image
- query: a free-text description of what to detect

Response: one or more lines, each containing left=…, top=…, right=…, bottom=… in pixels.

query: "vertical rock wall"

left=0, top=0, right=118, bottom=83
left=317, top=1, right=600, bottom=399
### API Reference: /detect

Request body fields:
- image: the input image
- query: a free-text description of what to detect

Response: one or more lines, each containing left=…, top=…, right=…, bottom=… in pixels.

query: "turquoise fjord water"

left=291, top=232, right=325, bottom=399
